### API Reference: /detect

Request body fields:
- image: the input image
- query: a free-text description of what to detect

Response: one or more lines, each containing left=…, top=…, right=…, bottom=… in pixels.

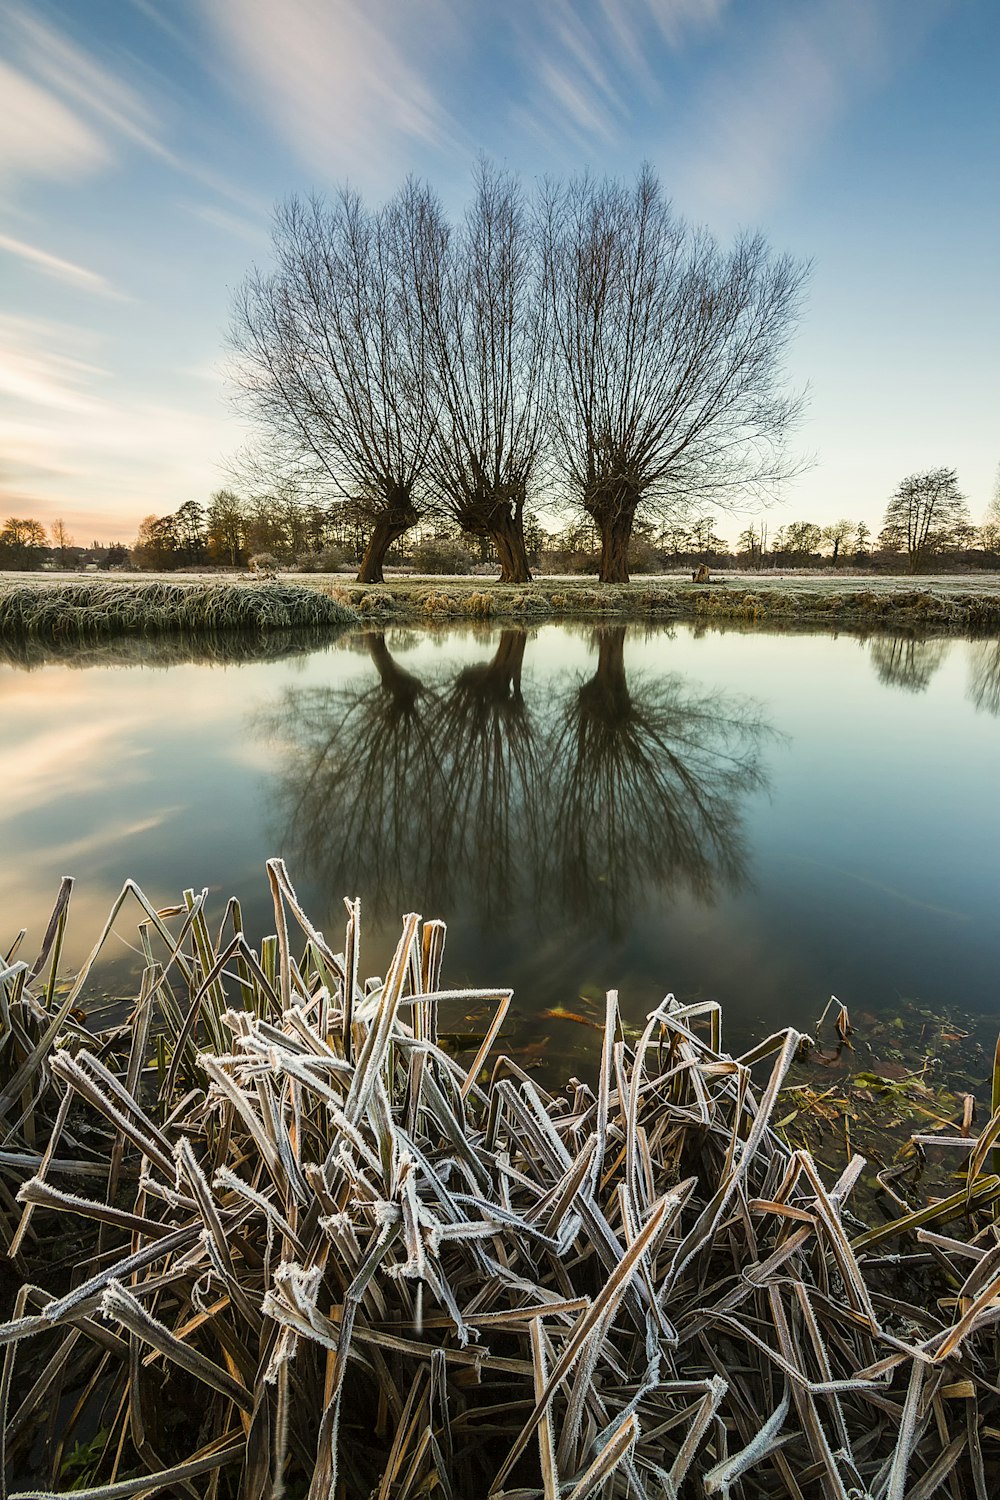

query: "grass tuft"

left=0, top=579, right=357, bottom=641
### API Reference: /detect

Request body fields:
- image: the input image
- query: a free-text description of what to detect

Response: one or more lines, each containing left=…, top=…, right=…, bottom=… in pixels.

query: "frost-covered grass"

left=0, top=578, right=357, bottom=640
left=323, top=574, right=1000, bottom=632
left=3, top=864, right=1000, bottom=1495
left=6, top=571, right=1000, bottom=634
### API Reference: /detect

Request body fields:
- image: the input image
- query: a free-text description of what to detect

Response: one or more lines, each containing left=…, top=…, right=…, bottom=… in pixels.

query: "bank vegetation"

left=0, top=579, right=356, bottom=642
left=325, top=577, right=1000, bottom=634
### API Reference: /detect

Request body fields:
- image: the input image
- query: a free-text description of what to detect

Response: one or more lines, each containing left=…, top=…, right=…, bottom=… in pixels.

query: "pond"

left=3, top=621, right=999, bottom=1071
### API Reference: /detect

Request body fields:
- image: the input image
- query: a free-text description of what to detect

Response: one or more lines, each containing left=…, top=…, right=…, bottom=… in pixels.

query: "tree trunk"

left=367, top=633, right=423, bottom=711
left=491, top=509, right=532, bottom=583
left=580, top=626, right=630, bottom=721
left=491, top=628, right=526, bottom=695
left=356, top=499, right=417, bottom=583
left=457, top=498, right=532, bottom=583
left=455, top=629, right=527, bottom=703
left=596, top=512, right=634, bottom=584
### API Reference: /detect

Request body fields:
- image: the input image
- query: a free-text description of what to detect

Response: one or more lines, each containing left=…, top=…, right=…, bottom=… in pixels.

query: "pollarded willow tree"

left=231, top=186, right=438, bottom=583
left=878, top=467, right=973, bottom=573
left=541, top=165, right=809, bottom=582
left=417, top=162, right=548, bottom=582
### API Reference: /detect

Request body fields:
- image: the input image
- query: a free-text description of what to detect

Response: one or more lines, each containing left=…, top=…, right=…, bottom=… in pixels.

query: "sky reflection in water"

left=2, top=622, right=999, bottom=1065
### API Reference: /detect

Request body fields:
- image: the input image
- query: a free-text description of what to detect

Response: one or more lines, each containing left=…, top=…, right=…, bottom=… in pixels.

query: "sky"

left=0, top=0, right=997, bottom=545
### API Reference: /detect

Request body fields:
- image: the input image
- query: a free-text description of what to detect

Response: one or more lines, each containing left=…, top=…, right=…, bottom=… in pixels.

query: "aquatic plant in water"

left=1, top=864, right=999, bottom=1495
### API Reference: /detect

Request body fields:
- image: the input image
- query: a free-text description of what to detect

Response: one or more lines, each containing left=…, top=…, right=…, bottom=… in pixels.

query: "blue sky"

left=1, top=0, right=997, bottom=543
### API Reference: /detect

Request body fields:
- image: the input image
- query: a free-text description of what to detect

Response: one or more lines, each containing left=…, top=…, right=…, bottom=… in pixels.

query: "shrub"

left=293, top=545, right=353, bottom=573
left=538, top=546, right=599, bottom=574
left=627, top=538, right=663, bottom=574
left=0, top=579, right=357, bottom=638
left=410, top=537, right=475, bottom=575
left=4, top=864, right=1000, bottom=1495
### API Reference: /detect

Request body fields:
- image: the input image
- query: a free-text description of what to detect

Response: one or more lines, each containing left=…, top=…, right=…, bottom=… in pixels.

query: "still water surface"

left=3, top=622, right=999, bottom=1064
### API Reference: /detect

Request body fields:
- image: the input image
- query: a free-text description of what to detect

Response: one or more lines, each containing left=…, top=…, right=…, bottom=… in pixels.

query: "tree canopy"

left=0, top=518, right=48, bottom=570
left=878, top=468, right=973, bottom=572
left=541, top=166, right=809, bottom=581
left=230, top=162, right=808, bottom=584
left=232, top=186, right=438, bottom=582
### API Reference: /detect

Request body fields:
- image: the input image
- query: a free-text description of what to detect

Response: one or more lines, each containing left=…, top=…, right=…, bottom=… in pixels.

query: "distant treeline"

left=3, top=489, right=1000, bottom=576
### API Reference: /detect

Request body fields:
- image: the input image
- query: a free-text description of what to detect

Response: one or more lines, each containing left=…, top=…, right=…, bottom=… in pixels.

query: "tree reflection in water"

left=263, top=625, right=773, bottom=936
left=273, top=631, right=442, bottom=916
left=268, top=630, right=541, bottom=922
left=435, top=630, right=545, bottom=919
left=967, top=640, right=1000, bottom=717
left=548, top=626, right=767, bottom=931
left=868, top=635, right=949, bottom=693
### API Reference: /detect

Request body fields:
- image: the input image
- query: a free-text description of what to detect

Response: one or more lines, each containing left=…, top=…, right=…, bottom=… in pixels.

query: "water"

left=3, top=621, right=999, bottom=1068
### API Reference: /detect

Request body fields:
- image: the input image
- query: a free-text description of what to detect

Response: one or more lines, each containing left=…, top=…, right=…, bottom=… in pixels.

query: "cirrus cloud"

left=201, top=0, right=468, bottom=185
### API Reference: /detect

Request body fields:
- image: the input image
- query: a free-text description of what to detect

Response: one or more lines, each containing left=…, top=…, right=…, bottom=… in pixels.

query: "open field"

left=3, top=571, right=1000, bottom=636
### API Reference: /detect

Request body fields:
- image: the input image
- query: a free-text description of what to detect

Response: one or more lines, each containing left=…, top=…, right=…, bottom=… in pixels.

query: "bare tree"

left=419, top=162, right=547, bottom=582
left=869, top=635, right=949, bottom=693
left=261, top=620, right=773, bottom=945
left=231, top=185, right=438, bottom=583
left=262, top=630, right=543, bottom=923
left=968, top=640, right=1000, bottom=715
left=737, top=521, right=768, bottom=570
left=49, top=518, right=73, bottom=566
left=878, top=468, right=973, bottom=573
left=546, top=626, right=766, bottom=930
left=542, top=165, right=808, bottom=582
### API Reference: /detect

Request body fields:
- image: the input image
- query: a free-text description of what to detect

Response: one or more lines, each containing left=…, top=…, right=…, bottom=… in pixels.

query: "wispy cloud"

left=644, top=0, right=729, bottom=49
left=0, top=230, right=121, bottom=296
left=0, top=1, right=269, bottom=228
left=56, top=812, right=178, bottom=867
left=0, top=316, right=106, bottom=414
left=202, top=0, right=467, bottom=184
left=0, top=56, right=108, bottom=185
left=6, top=4, right=175, bottom=166
left=530, top=59, right=621, bottom=146
left=668, top=0, right=933, bottom=220
left=0, top=316, right=233, bottom=541
left=0, top=718, right=147, bottom=819
left=182, top=201, right=270, bottom=247
left=511, top=0, right=729, bottom=156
